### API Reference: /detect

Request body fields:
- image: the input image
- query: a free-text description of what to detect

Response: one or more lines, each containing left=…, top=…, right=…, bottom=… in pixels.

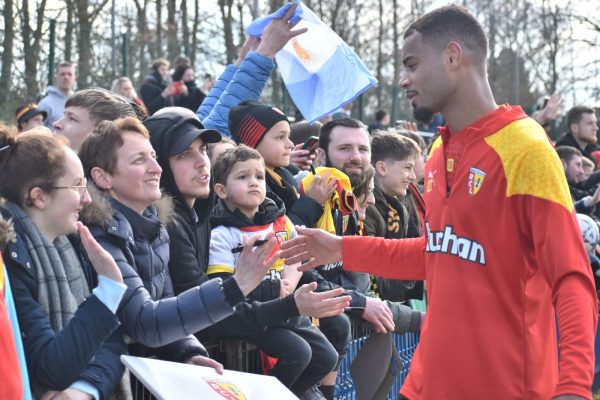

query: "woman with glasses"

left=0, top=125, right=127, bottom=399
left=78, top=117, right=278, bottom=371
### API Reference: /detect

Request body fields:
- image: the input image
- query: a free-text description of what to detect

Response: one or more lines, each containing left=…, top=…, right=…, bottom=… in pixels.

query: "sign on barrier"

left=121, top=355, right=298, bottom=400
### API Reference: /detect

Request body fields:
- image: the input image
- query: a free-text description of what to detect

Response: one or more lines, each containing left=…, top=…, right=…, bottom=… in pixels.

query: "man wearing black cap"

left=145, top=108, right=351, bottom=400
left=15, top=103, right=47, bottom=131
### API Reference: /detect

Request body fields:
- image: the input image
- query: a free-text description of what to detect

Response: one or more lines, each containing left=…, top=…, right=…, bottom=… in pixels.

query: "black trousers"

left=204, top=314, right=338, bottom=396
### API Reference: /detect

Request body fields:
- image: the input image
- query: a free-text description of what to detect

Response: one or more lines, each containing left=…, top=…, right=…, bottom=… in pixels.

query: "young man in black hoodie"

left=145, top=108, right=350, bottom=400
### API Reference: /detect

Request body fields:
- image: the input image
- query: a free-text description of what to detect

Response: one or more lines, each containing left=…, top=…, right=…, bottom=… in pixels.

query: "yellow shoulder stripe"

left=484, top=118, right=572, bottom=212
left=428, top=136, right=443, bottom=159
left=207, top=265, right=235, bottom=276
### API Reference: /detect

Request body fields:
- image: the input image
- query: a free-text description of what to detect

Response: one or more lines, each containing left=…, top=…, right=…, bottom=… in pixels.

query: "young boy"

left=227, top=102, right=352, bottom=400
left=365, top=131, right=423, bottom=302
left=208, top=145, right=338, bottom=400
left=227, top=100, right=335, bottom=227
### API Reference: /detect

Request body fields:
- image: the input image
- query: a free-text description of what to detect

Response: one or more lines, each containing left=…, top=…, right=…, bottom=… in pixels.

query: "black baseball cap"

left=144, top=111, right=221, bottom=156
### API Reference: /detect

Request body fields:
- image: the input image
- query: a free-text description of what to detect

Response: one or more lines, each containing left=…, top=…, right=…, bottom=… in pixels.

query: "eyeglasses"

left=52, top=178, right=88, bottom=197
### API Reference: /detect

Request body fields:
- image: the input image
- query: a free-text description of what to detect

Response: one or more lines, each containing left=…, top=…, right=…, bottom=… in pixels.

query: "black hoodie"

left=148, top=114, right=300, bottom=331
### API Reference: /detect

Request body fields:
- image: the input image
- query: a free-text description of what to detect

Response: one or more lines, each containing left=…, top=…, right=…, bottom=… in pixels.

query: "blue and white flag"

left=247, top=2, right=377, bottom=122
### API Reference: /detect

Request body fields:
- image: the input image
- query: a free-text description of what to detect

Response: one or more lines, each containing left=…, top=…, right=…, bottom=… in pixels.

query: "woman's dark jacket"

left=0, top=209, right=125, bottom=399
left=80, top=186, right=244, bottom=362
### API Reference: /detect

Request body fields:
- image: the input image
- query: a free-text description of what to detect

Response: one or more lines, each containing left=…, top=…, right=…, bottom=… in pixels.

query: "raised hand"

left=233, top=232, right=279, bottom=296
left=362, top=297, right=395, bottom=334
left=294, top=282, right=351, bottom=318
left=280, top=226, right=343, bottom=271
left=256, top=2, right=308, bottom=59
left=305, top=171, right=336, bottom=205
left=78, top=222, right=123, bottom=284
left=290, top=144, right=316, bottom=171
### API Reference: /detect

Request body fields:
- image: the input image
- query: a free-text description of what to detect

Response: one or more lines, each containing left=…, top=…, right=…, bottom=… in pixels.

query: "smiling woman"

left=0, top=124, right=127, bottom=399
left=77, top=116, right=277, bottom=372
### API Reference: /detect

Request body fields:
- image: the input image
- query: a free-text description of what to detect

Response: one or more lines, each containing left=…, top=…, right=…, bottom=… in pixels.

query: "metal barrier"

left=127, top=330, right=420, bottom=400
left=334, top=332, right=420, bottom=400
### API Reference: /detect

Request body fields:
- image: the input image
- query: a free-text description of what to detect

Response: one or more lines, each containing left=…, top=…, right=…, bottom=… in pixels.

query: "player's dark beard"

left=413, top=106, right=434, bottom=124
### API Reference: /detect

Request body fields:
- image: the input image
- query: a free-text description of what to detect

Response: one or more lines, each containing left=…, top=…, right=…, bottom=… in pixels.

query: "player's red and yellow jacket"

left=342, top=105, right=598, bottom=399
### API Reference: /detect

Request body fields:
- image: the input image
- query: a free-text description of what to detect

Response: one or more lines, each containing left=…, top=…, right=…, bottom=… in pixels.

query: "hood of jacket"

left=210, top=192, right=285, bottom=229
left=79, top=184, right=175, bottom=231
left=0, top=201, right=16, bottom=250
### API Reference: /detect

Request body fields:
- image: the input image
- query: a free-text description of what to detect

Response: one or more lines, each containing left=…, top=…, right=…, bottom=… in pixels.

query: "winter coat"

left=140, top=72, right=173, bottom=115
left=199, top=51, right=275, bottom=136
left=363, top=186, right=421, bottom=303
left=0, top=209, right=125, bottom=399
left=555, top=132, right=597, bottom=166
left=80, top=186, right=242, bottom=362
left=210, top=195, right=287, bottom=303
left=174, top=81, right=206, bottom=113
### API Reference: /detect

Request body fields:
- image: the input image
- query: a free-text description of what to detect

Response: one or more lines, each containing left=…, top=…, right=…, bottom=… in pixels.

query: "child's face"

left=377, top=157, right=416, bottom=197
left=217, top=158, right=267, bottom=219
left=356, top=177, right=375, bottom=221
left=256, top=121, right=294, bottom=168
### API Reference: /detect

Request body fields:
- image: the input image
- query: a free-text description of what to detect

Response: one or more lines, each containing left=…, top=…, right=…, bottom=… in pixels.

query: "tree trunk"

left=391, top=0, right=400, bottom=123
left=156, top=0, right=163, bottom=57
left=190, top=0, right=199, bottom=65
left=375, top=0, right=384, bottom=109
left=0, top=0, right=14, bottom=104
left=166, top=0, right=178, bottom=61
left=65, top=0, right=74, bottom=62
left=75, top=0, right=109, bottom=89
left=219, top=0, right=236, bottom=65
left=21, top=0, right=46, bottom=98
left=181, top=0, right=189, bottom=56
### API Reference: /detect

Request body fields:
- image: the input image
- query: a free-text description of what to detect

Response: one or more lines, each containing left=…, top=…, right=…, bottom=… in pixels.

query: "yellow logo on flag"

left=205, top=379, right=247, bottom=400
left=468, top=167, right=486, bottom=196
left=292, top=39, right=316, bottom=64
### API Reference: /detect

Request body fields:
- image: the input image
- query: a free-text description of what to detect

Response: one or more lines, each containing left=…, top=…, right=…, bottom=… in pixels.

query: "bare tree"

left=0, top=0, right=14, bottom=105
left=156, top=0, right=163, bottom=56
left=190, top=0, right=199, bottom=65
left=166, top=0, right=178, bottom=60
left=65, top=0, right=74, bottom=61
left=375, top=0, right=384, bottom=108
left=219, top=0, right=236, bottom=64
left=132, top=0, right=152, bottom=86
left=181, top=0, right=189, bottom=56
left=21, top=0, right=47, bottom=98
left=75, top=0, right=111, bottom=89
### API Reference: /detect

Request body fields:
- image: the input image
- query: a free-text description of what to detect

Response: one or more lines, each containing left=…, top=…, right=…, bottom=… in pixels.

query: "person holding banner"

left=281, top=5, right=597, bottom=400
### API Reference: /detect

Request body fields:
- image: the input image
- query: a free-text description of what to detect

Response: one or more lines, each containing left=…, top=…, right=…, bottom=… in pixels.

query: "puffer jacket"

left=199, top=51, right=274, bottom=136
left=80, top=186, right=244, bottom=362
left=0, top=207, right=125, bottom=399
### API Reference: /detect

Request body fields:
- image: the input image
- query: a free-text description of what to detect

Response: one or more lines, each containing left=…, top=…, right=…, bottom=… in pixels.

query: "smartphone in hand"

left=302, top=136, right=319, bottom=154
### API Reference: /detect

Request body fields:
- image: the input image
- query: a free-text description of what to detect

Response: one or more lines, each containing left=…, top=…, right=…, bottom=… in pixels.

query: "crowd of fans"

left=0, top=3, right=598, bottom=400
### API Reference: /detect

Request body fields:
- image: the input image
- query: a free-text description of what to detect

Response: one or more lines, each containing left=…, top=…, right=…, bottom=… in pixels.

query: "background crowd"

left=0, top=3, right=599, bottom=400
